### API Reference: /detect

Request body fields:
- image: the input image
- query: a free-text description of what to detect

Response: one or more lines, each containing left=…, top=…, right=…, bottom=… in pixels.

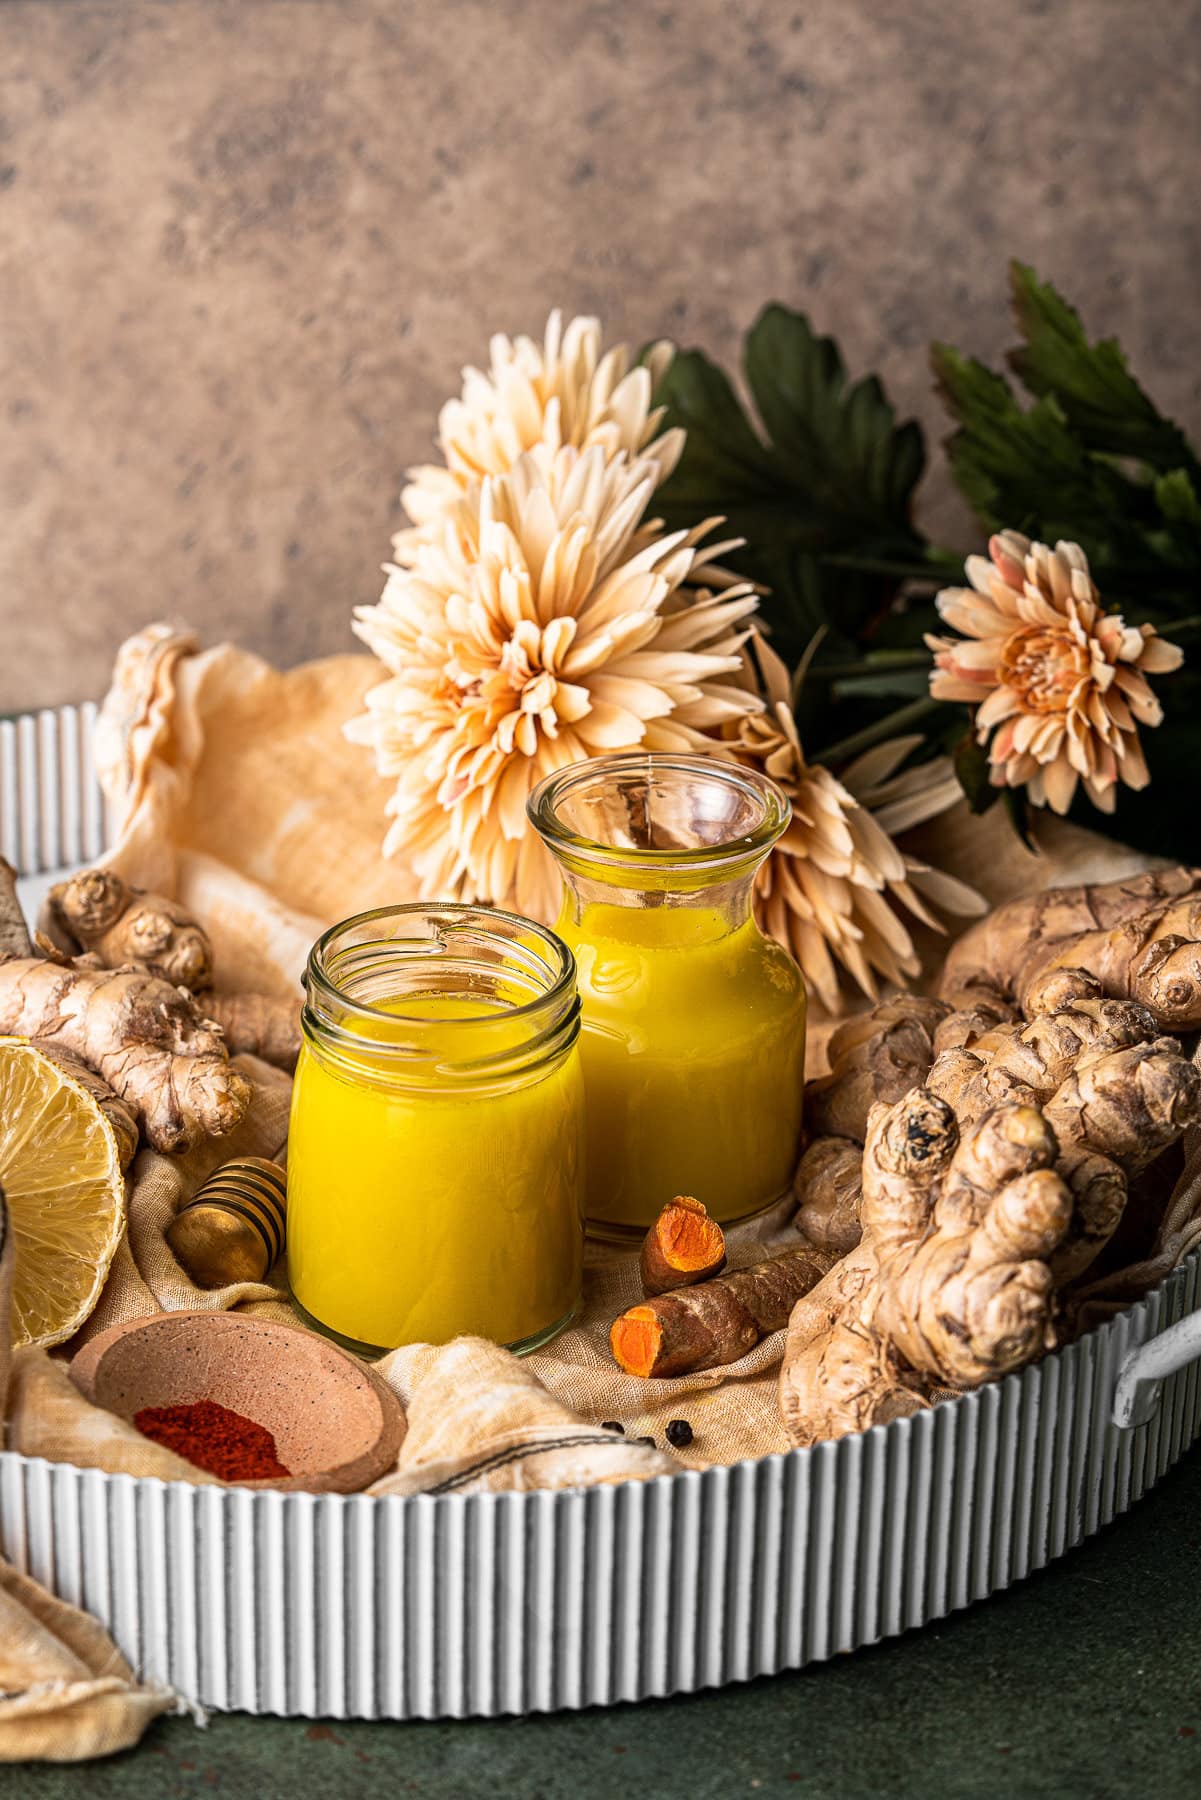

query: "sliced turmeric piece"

left=640, top=1195, right=726, bottom=1295
left=611, top=1246, right=836, bottom=1378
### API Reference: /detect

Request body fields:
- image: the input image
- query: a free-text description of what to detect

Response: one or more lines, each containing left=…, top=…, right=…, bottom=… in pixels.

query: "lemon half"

left=0, top=1040, right=127, bottom=1349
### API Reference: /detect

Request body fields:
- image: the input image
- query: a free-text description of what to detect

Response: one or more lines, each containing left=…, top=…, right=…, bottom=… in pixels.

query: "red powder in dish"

left=134, top=1398, right=291, bottom=1482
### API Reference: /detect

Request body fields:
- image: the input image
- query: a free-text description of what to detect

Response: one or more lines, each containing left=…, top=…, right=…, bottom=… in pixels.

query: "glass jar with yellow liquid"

left=286, top=905, right=585, bottom=1354
left=528, top=753, right=805, bottom=1238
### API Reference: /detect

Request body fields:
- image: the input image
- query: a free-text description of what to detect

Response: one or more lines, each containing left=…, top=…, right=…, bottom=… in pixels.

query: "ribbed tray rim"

left=1, top=699, right=1199, bottom=1719
left=3, top=1246, right=1192, bottom=1508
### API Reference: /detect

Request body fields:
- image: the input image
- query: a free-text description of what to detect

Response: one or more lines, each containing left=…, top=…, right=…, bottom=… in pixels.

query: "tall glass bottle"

left=529, top=752, right=805, bottom=1238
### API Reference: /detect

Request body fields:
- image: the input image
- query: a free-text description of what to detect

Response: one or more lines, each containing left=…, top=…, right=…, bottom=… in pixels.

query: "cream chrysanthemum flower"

left=350, top=442, right=761, bottom=921
left=393, top=311, right=680, bottom=566
left=724, top=634, right=984, bottom=1013
left=927, top=531, right=1183, bottom=814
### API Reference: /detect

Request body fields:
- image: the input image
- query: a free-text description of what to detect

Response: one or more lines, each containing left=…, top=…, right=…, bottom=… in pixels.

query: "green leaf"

left=830, top=668, right=931, bottom=702
left=650, top=307, right=927, bottom=665
left=951, top=732, right=1034, bottom=846
left=952, top=730, right=1000, bottom=815
left=1007, top=263, right=1201, bottom=477
left=813, top=697, right=942, bottom=769
left=933, top=266, right=1201, bottom=624
left=1156, top=469, right=1201, bottom=528
left=1001, top=788, right=1037, bottom=853
left=742, top=306, right=926, bottom=526
left=930, top=343, right=1136, bottom=542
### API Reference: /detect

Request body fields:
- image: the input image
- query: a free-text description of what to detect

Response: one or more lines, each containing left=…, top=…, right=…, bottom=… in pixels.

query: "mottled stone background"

left=2, top=0, right=1199, bottom=709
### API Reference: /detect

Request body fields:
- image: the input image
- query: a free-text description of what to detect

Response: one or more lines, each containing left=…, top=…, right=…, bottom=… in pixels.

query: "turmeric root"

left=611, top=1245, right=835, bottom=1378
left=780, top=1092, right=1075, bottom=1444
left=40, top=869, right=213, bottom=992
left=640, top=1195, right=726, bottom=1295
left=0, top=861, right=250, bottom=1154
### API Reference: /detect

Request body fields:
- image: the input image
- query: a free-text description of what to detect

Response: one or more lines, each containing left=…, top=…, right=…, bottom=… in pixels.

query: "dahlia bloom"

left=349, top=443, right=761, bottom=921
left=393, top=311, right=679, bottom=567
left=928, top=532, right=1182, bottom=814
left=724, top=634, right=983, bottom=1013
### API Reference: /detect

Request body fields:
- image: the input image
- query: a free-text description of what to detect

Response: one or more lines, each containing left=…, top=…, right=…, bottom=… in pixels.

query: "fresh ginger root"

left=939, top=867, right=1201, bottom=1029
left=197, top=990, right=302, bottom=1073
left=611, top=1246, right=835, bottom=1378
left=40, top=869, right=213, bottom=991
left=794, top=1137, right=866, bottom=1255
left=796, top=998, right=957, bottom=1254
left=780, top=1093, right=1075, bottom=1444
left=38, top=866, right=301, bottom=1072
left=797, top=997, right=1201, bottom=1279
left=0, top=961, right=251, bottom=1154
left=640, top=1196, right=726, bottom=1295
left=929, top=1002, right=1201, bottom=1282
left=0, top=860, right=250, bottom=1154
left=805, top=997, right=955, bottom=1143
left=795, top=990, right=1003, bottom=1255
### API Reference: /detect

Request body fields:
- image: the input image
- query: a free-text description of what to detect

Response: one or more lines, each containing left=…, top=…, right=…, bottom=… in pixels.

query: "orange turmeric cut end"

left=641, top=1195, right=727, bottom=1296
left=610, top=1306, right=663, bottom=1378
left=658, top=1201, right=725, bottom=1273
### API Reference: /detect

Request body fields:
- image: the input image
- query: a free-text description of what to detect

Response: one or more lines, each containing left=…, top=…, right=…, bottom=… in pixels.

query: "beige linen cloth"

left=0, top=1562, right=176, bottom=1760
left=12, top=620, right=1198, bottom=1483
left=3, top=623, right=1200, bottom=1757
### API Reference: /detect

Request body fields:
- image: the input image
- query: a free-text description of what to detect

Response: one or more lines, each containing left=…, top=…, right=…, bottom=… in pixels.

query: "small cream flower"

left=724, top=634, right=983, bottom=1012
left=393, top=311, right=680, bottom=566
left=927, top=531, right=1182, bottom=814
left=350, top=443, right=761, bottom=921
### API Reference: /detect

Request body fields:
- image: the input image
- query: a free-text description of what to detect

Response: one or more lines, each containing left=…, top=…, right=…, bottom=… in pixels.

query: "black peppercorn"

left=600, top=1420, right=625, bottom=1434
left=634, top=1435, right=656, bottom=1447
left=665, top=1418, right=693, bottom=1449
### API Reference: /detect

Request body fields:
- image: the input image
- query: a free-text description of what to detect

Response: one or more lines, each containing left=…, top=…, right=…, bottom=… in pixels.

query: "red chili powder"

left=134, top=1399, right=291, bottom=1482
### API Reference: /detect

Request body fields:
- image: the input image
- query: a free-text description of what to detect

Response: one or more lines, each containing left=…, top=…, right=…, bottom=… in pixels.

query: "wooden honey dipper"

left=166, top=1157, right=286, bottom=1289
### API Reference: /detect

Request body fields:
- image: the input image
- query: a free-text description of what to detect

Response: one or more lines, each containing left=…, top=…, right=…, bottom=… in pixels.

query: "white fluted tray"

left=1, top=703, right=1200, bottom=1720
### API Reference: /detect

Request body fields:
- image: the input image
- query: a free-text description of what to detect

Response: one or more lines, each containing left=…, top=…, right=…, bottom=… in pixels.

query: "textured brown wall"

left=2, top=0, right=1199, bottom=710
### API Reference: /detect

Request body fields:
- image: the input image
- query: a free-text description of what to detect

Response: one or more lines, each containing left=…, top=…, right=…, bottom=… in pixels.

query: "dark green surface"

left=7, top=1445, right=1201, bottom=1800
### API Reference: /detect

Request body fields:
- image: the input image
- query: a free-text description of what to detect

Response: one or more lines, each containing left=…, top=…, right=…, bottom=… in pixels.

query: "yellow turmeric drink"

left=530, top=752, right=806, bottom=1237
left=286, top=906, right=585, bottom=1355
left=557, top=903, right=805, bottom=1231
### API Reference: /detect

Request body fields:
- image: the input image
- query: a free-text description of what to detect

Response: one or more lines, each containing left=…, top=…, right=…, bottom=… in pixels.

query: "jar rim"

left=302, top=904, right=579, bottom=1082
left=526, top=751, right=791, bottom=875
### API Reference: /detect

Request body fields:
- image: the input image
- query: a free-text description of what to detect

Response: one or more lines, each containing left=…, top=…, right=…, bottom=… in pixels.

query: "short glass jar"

left=286, top=904, right=585, bottom=1355
left=528, top=752, right=806, bottom=1238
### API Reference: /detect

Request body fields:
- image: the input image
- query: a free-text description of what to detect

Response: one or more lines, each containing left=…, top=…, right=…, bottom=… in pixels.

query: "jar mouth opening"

left=303, top=904, right=578, bottom=1073
left=527, top=752, right=791, bottom=875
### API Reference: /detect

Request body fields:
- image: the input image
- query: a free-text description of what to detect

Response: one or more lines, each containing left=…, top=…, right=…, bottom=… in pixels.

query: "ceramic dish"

left=69, top=1311, right=404, bottom=1494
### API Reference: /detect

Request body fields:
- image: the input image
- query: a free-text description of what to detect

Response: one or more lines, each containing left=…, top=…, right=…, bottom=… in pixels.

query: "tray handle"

left=1112, top=1311, right=1201, bottom=1428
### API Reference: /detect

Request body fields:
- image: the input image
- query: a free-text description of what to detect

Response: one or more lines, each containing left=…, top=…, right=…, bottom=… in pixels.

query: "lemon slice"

left=0, top=1039, right=126, bottom=1349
